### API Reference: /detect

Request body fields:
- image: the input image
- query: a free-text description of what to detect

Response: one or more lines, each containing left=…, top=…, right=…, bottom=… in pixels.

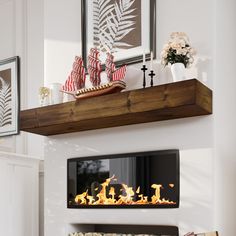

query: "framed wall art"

left=82, top=0, right=156, bottom=68
left=0, top=56, right=20, bottom=137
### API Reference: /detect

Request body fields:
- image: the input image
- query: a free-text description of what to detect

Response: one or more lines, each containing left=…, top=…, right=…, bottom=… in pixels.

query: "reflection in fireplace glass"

left=67, top=150, right=179, bottom=208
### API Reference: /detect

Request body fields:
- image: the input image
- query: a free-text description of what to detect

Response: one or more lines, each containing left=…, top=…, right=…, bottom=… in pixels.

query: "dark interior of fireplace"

left=67, top=150, right=180, bottom=208
left=70, top=224, right=179, bottom=236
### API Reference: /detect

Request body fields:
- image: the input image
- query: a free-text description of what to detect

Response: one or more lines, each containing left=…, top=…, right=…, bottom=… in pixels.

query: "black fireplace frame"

left=67, top=150, right=180, bottom=209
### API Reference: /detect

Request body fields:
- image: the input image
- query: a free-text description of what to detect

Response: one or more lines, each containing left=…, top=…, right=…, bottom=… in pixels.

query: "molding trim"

left=13, top=0, right=29, bottom=154
left=0, top=151, right=43, bottom=160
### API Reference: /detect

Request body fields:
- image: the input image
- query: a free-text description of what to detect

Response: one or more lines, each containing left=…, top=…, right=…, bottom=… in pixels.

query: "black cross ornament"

left=149, top=70, right=155, bottom=87
left=141, top=65, right=148, bottom=88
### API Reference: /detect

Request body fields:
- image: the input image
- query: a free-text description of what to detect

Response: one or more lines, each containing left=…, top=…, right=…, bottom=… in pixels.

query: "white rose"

left=161, top=50, right=167, bottom=56
left=163, top=43, right=170, bottom=49
left=190, top=48, right=197, bottom=55
left=170, top=43, right=181, bottom=50
left=189, top=57, right=194, bottom=63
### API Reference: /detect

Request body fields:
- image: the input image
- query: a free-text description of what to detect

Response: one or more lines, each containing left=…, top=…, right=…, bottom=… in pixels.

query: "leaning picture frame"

left=0, top=56, right=20, bottom=137
left=81, top=0, right=156, bottom=68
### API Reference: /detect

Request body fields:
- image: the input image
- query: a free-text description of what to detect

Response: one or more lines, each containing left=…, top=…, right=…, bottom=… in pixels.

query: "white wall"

left=44, top=0, right=82, bottom=87
left=214, top=0, right=236, bottom=235
left=156, top=0, right=214, bottom=88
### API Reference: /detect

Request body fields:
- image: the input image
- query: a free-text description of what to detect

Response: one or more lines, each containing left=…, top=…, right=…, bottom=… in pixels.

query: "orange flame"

left=74, top=176, right=176, bottom=206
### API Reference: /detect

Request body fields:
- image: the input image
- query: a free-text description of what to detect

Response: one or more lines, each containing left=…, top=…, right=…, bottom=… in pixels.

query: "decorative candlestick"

left=143, top=51, right=146, bottom=65
left=149, top=70, right=155, bottom=87
left=150, top=51, right=154, bottom=70
left=141, top=65, right=148, bottom=88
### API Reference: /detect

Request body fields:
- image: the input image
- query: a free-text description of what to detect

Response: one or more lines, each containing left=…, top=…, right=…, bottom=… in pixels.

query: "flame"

left=151, top=184, right=163, bottom=203
left=75, top=190, right=88, bottom=205
left=74, top=176, right=176, bottom=206
left=95, top=175, right=115, bottom=205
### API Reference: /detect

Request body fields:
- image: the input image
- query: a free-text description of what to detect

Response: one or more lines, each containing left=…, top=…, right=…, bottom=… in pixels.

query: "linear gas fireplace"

left=67, top=150, right=180, bottom=208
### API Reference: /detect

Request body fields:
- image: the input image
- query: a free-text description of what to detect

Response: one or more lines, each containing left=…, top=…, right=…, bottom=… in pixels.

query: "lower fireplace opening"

left=68, top=224, right=179, bottom=236
left=67, top=150, right=180, bottom=208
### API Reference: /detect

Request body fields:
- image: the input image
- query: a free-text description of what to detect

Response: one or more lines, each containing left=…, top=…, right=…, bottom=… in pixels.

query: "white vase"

left=171, top=63, right=186, bottom=82
left=50, top=83, right=63, bottom=104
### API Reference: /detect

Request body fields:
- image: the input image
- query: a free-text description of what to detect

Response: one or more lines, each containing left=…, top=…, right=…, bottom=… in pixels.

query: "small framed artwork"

left=0, top=56, right=20, bottom=137
left=82, top=0, right=156, bottom=67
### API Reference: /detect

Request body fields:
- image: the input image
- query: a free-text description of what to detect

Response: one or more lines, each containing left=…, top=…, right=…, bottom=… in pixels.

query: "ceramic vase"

left=171, top=63, right=186, bottom=82
left=50, top=83, right=63, bottom=104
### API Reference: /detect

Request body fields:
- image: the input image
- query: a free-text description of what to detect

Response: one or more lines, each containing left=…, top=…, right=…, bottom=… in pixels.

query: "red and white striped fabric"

left=62, top=56, right=86, bottom=92
left=72, top=56, right=83, bottom=71
left=89, top=48, right=100, bottom=58
left=105, top=52, right=116, bottom=81
left=112, top=65, right=127, bottom=81
left=87, top=48, right=102, bottom=86
left=62, top=74, right=76, bottom=92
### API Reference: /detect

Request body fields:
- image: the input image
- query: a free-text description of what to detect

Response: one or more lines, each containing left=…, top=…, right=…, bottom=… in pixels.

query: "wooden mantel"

left=20, top=79, right=212, bottom=136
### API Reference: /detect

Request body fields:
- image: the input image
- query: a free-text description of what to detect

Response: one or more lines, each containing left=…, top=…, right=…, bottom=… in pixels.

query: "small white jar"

left=50, top=83, right=63, bottom=104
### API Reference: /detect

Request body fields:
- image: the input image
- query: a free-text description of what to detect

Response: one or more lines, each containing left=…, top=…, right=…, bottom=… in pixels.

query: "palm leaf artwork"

left=0, top=77, right=12, bottom=127
left=93, top=0, right=137, bottom=53
left=93, top=0, right=115, bottom=52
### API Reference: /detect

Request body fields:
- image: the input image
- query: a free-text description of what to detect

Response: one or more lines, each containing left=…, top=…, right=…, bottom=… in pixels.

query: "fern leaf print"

left=93, top=0, right=115, bottom=51
left=0, top=77, right=12, bottom=127
left=93, top=0, right=138, bottom=53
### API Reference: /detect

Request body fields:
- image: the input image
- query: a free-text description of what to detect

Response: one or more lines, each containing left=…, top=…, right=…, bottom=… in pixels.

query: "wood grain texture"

left=20, top=79, right=212, bottom=136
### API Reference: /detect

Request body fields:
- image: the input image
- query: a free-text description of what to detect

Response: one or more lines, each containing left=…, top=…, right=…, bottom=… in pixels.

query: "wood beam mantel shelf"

left=20, top=79, right=212, bottom=136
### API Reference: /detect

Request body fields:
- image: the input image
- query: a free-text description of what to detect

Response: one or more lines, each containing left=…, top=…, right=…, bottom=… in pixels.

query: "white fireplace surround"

left=45, top=132, right=214, bottom=236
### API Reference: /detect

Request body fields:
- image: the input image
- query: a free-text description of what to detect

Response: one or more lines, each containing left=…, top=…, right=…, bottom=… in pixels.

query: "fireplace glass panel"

left=67, top=150, right=179, bottom=208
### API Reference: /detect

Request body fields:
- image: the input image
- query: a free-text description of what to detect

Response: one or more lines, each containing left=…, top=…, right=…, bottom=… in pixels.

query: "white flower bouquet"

left=161, top=32, right=196, bottom=68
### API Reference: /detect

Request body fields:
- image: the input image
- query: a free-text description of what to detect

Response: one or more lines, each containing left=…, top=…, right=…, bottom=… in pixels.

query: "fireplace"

left=67, top=150, right=180, bottom=208
left=69, top=224, right=179, bottom=236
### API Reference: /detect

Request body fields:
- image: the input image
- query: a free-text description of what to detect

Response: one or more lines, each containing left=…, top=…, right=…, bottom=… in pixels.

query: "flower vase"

left=171, top=63, right=186, bottom=82
left=50, top=83, right=63, bottom=104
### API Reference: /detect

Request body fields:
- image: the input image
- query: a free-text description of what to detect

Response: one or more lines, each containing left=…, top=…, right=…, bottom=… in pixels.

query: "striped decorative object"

left=63, top=74, right=75, bottom=92
left=62, top=49, right=127, bottom=99
left=105, top=53, right=116, bottom=81
left=105, top=52, right=127, bottom=82
left=88, top=48, right=102, bottom=87
left=62, top=56, right=86, bottom=92
left=112, top=65, right=127, bottom=81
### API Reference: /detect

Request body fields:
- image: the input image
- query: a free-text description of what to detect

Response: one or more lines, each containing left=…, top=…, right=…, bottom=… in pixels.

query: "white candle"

left=150, top=51, right=153, bottom=70
left=143, top=51, right=146, bottom=65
